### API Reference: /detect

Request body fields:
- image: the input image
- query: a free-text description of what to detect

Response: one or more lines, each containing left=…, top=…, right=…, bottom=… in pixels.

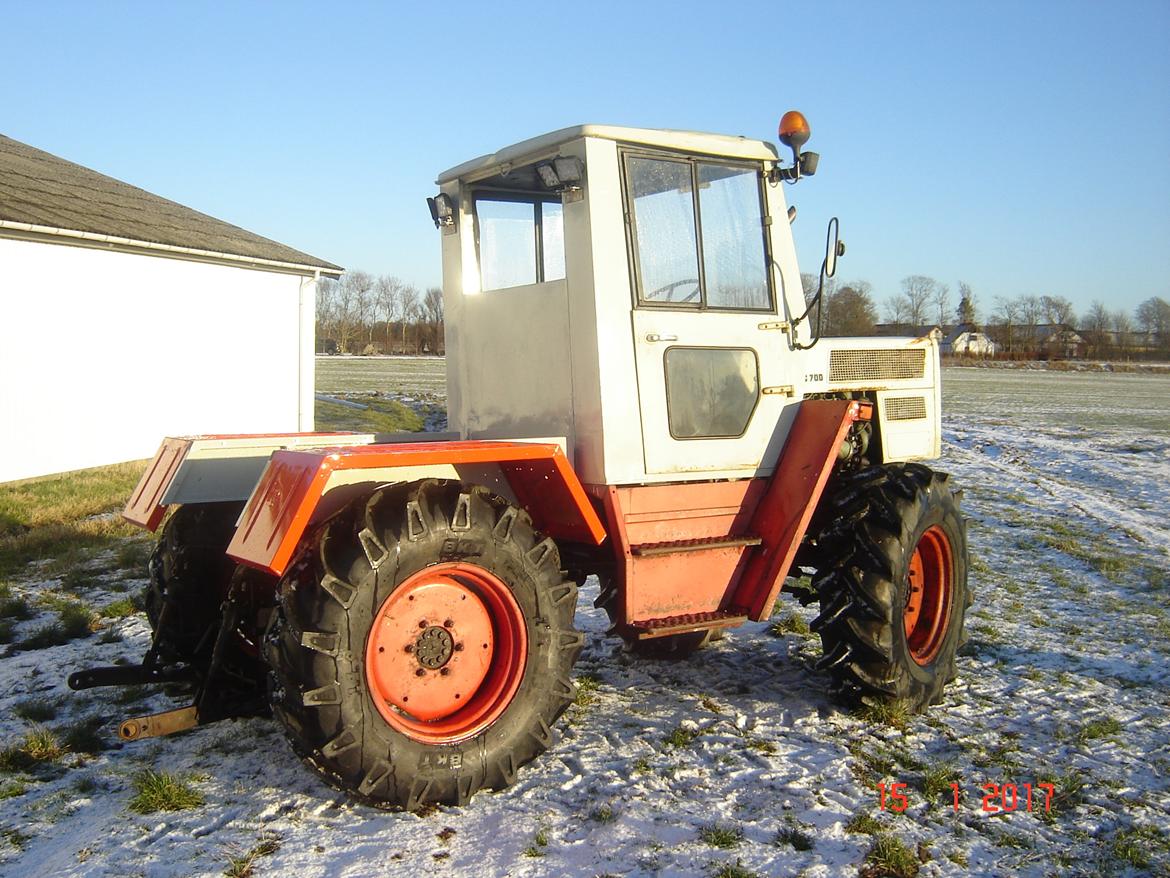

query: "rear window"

left=476, top=196, right=565, bottom=291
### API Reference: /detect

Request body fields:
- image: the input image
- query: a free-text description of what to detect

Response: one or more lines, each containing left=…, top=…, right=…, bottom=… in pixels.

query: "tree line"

left=319, top=268, right=1170, bottom=360
left=316, top=272, right=444, bottom=355
left=803, top=272, right=1170, bottom=358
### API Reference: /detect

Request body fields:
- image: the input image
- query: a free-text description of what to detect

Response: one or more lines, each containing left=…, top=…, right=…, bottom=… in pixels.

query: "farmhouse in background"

left=0, top=134, right=342, bottom=483
left=872, top=323, right=999, bottom=357
left=942, top=324, right=998, bottom=356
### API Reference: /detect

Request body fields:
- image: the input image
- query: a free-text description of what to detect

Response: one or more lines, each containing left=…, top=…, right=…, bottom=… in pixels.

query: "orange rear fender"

left=226, top=440, right=608, bottom=577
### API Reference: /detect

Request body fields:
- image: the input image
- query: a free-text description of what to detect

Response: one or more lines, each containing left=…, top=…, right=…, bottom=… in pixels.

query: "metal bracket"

left=762, top=385, right=796, bottom=397
left=119, top=705, right=199, bottom=741
left=758, top=321, right=791, bottom=332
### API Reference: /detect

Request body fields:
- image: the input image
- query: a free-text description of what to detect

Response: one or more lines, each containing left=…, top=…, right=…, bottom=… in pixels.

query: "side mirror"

left=824, top=217, right=844, bottom=278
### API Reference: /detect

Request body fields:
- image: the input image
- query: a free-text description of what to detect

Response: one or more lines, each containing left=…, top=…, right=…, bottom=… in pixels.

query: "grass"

left=919, top=762, right=959, bottom=803
left=574, top=673, right=602, bottom=706
left=699, top=825, right=743, bottom=849
left=1109, top=824, right=1168, bottom=869
left=590, top=803, right=616, bottom=823
left=1074, top=716, right=1122, bottom=746
left=1036, top=769, right=1087, bottom=819
left=15, top=599, right=97, bottom=650
left=13, top=698, right=58, bottom=722
left=861, top=835, right=920, bottom=878
left=522, top=827, right=549, bottom=858
left=710, top=861, right=758, bottom=878
left=663, top=725, right=700, bottom=748
left=314, top=396, right=424, bottom=433
left=114, top=539, right=153, bottom=572
left=0, top=726, right=67, bottom=772
left=0, top=781, right=28, bottom=800
left=2, top=829, right=32, bottom=851
left=225, top=836, right=281, bottom=877
left=0, top=462, right=145, bottom=578
left=774, top=824, right=814, bottom=851
left=858, top=699, right=911, bottom=730
left=845, top=813, right=884, bottom=835
left=61, top=716, right=109, bottom=755
left=0, top=583, right=32, bottom=619
left=768, top=614, right=810, bottom=637
left=100, top=597, right=139, bottom=619
left=127, top=770, right=203, bottom=814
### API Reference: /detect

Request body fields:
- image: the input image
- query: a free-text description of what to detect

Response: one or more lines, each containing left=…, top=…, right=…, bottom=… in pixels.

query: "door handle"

left=645, top=333, right=678, bottom=343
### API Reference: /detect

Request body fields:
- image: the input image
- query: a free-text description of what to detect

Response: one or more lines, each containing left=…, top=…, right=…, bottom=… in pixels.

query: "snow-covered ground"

left=2, top=365, right=1168, bottom=877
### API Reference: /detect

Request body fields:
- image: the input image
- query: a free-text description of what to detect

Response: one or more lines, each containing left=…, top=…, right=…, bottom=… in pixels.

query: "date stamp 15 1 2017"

left=876, top=781, right=1057, bottom=814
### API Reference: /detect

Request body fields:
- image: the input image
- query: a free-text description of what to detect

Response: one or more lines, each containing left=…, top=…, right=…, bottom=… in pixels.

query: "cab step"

left=629, top=610, right=749, bottom=640
left=629, top=535, right=762, bottom=557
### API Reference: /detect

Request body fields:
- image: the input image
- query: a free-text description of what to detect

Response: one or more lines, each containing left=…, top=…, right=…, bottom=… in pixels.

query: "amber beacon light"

left=773, top=110, right=818, bottom=183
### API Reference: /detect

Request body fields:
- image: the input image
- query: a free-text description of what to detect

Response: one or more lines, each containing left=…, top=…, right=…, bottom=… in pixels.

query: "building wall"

left=0, top=237, right=316, bottom=483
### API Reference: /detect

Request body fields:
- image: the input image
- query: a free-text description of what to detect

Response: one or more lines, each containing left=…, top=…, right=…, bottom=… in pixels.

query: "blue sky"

left=3, top=1, right=1167, bottom=320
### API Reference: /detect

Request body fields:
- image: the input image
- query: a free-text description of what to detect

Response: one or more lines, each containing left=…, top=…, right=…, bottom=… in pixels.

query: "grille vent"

left=884, top=396, right=928, bottom=421
left=829, top=349, right=926, bottom=382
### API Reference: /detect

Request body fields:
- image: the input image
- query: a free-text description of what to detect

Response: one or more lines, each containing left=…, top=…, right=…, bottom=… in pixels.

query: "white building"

left=0, top=134, right=342, bottom=483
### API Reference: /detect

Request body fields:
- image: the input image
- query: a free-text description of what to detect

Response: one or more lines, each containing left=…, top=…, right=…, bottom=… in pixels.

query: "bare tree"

left=1018, top=296, right=1042, bottom=355
left=899, top=275, right=939, bottom=328
left=375, top=275, right=407, bottom=349
left=1136, top=296, right=1170, bottom=354
left=883, top=294, right=913, bottom=328
left=346, top=271, right=377, bottom=349
left=1083, top=300, right=1112, bottom=358
left=423, top=287, right=444, bottom=325
left=1040, top=294, right=1075, bottom=328
left=989, top=296, right=1021, bottom=354
left=400, top=285, right=420, bottom=353
left=1112, top=309, right=1133, bottom=359
left=932, top=282, right=952, bottom=328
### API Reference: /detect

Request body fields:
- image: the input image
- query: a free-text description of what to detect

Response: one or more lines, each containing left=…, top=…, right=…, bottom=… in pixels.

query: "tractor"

left=69, top=112, right=970, bottom=810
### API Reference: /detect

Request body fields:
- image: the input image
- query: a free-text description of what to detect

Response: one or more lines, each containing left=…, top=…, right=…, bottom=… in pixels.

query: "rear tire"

left=809, top=464, right=969, bottom=711
left=145, top=502, right=243, bottom=663
left=265, top=480, right=583, bottom=810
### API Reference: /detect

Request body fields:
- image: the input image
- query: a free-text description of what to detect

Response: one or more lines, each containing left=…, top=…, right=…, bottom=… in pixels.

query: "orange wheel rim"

left=364, top=562, right=527, bottom=744
left=903, top=525, right=953, bottom=666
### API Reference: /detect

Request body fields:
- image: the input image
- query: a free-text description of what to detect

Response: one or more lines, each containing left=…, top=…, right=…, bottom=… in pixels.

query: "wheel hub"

left=903, top=525, right=954, bottom=666
left=364, top=563, right=528, bottom=744
left=414, top=626, right=454, bottom=669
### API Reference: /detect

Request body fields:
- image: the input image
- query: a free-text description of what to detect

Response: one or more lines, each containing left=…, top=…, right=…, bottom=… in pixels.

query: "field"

left=1, top=358, right=1168, bottom=877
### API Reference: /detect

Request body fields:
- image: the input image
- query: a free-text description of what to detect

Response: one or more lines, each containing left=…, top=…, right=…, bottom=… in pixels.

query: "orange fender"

left=227, top=440, right=607, bottom=576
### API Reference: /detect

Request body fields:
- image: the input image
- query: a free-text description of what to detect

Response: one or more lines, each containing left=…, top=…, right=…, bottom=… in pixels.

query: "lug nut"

left=419, top=620, right=428, bottom=629
left=440, top=668, right=450, bottom=676
left=454, top=643, right=464, bottom=652
left=404, top=644, right=414, bottom=653
left=415, top=668, right=426, bottom=677
left=444, top=619, right=454, bottom=628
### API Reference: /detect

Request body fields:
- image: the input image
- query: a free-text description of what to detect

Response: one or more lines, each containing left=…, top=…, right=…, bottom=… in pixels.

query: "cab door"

left=623, top=152, right=793, bottom=475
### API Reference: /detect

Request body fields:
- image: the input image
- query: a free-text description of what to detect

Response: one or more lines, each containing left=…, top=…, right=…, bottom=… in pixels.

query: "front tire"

left=265, top=480, right=583, bottom=810
left=810, top=464, right=970, bottom=711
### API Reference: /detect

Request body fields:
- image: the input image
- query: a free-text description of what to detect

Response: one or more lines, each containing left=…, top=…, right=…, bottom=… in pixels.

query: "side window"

left=664, top=347, right=759, bottom=438
left=476, top=196, right=565, bottom=291
left=625, top=155, right=771, bottom=311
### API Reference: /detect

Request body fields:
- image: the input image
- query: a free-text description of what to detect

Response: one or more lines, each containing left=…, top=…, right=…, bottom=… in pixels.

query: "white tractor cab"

left=434, top=118, right=941, bottom=486
left=74, top=114, right=969, bottom=812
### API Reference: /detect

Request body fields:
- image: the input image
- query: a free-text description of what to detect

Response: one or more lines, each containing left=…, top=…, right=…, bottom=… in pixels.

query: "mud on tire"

left=265, top=479, right=584, bottom=810
left=809, top=463, right=970, bottom=711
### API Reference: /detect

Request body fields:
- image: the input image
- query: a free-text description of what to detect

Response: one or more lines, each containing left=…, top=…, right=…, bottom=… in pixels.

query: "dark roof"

left=0, top=134, right=341, bottom=273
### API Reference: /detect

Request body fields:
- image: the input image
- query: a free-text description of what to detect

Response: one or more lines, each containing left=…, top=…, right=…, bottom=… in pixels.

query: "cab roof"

left=437, top=124, right=779, bottom=185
